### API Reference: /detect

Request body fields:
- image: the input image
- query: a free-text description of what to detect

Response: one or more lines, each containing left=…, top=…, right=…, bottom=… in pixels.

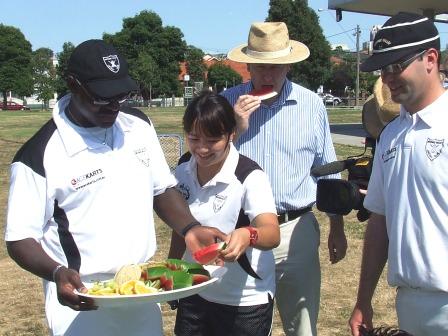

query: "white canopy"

left=328, top=0, right=448, bottom=23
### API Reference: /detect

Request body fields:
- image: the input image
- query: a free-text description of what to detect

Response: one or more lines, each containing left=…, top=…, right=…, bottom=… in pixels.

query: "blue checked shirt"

left=221, top=79, right=340, bottom=213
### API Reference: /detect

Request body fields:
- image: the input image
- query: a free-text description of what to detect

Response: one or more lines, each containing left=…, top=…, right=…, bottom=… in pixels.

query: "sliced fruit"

left=192, top=273, right=211, bottom=285
left=114, top=264, right=142, bottom=287
left=134, top=280, right=158, bottom=294
left=193, top=242, right=227, bottom=265
left=119, top=280, right=137, bottom=295
left=144, top=266, right=171, bottom=280
left=95, top=287, right=119, bottom=295
left=249, top=85, right=278, bottom=100
left=172, top=270, right=193, bottom=289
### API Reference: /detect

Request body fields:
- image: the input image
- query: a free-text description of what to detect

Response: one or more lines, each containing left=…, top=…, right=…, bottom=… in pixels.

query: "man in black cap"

left=349, top=12, right=448, bottom=336
left=5, top=39, right=225, bottom=336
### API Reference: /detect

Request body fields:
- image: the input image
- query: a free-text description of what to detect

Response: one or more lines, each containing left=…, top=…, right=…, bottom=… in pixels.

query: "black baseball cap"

left=67, top=39, right=138, bottom=99
left=361, top=12, right=440, bottom=72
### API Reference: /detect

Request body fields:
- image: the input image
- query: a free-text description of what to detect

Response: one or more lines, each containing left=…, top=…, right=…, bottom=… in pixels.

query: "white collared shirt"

left=365, top=90, right=448, bottom=292
left=176, top=144, right=277, bottom=306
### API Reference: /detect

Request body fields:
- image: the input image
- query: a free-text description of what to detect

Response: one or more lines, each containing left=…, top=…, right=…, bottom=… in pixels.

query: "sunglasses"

left=381, top=50, right=427, bottom=75
left=74, top=78, right=130, bottom=105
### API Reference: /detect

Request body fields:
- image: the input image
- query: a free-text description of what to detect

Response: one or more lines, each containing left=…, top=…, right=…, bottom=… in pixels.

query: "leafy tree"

left=55, top=42, right=75, bottom=98
left=103, top=10, right=187, bottom=98
left=0, top=24, right=33, bottom=108
left=325, top=49, right=378, bottom=97
left=133, top=51, right=160, bottom=103
left=185, top=45, right=206, bottom=85
left=32, top=48, right=56, bottom=109
left=267, top=0, right=332, bottom=90
left=208, top=63, right=242, bottom=93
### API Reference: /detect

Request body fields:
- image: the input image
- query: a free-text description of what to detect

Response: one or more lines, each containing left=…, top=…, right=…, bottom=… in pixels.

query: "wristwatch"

left=244, top=226, right=258, bottom=246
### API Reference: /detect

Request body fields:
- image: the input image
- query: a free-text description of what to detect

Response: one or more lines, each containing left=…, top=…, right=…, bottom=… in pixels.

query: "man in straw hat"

left=5, top=39, right=226, bottom=336
left=362, top=77, right=400, bottom=140
left=349, top=12, right=448, bottom=336
left=222, top=22, right=347, bottom=336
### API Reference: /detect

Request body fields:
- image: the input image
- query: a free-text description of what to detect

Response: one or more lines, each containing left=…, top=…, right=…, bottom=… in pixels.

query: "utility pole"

left=355, top=24, right=361, bottom=107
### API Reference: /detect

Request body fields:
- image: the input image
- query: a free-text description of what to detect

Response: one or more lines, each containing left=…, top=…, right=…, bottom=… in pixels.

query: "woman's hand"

left=220, top=228, right=251, bottom=262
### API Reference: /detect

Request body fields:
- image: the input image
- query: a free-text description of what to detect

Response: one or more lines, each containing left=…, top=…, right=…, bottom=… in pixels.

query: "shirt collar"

left=53, top=94, right=132, bottom=156
left=400, top=89, right=448, bottom=127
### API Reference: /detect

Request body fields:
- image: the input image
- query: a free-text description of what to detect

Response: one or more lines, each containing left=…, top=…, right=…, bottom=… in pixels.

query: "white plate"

left=75, top=265, right=223, bottom=308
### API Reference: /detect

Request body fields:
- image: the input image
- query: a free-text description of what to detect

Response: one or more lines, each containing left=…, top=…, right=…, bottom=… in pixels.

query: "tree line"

left=0, top=0, right=380, bottom=109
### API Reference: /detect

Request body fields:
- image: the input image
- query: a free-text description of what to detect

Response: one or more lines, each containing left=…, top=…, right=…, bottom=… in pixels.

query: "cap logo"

left=102, top=55, right=120, bottom=73
left=374, top=38, right=391, bottom=50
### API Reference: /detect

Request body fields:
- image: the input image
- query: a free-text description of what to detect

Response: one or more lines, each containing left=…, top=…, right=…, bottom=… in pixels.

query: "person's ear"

left=230, top=131, right=235, bottom=142
left=425, top=48, right=439, bottom=72
left=66, top=75, right=78, bottom=92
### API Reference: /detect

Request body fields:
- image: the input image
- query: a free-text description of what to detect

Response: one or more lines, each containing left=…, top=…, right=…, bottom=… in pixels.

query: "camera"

left=311, top=137, right=375, bottom=222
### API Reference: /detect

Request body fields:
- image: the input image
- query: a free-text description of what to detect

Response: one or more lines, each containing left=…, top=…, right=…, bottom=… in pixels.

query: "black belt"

left=278, top=207, right=312, bottom=224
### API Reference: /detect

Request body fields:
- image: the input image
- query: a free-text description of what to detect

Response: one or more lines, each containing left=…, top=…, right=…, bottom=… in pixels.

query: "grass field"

left=0, top=106, right=396, bottom=336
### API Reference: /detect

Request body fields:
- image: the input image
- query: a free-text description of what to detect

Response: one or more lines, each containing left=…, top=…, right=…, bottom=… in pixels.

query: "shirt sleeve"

left=313, top=100, right=341, bottom=180
left=5, top=162, right=48, bottom=241
left=363, top=140, right=386, bottom=215
left=242, top=169, right=277, bottom=222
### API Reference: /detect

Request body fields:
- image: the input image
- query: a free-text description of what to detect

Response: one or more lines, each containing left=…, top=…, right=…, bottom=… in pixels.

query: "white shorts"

left=396, top=287, right=448, bottom=336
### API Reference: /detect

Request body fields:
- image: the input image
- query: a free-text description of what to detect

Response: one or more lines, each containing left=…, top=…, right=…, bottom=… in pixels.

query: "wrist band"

left=52, top=264, right=64, bottom=282
left=181, top=221, right=201, bottom=237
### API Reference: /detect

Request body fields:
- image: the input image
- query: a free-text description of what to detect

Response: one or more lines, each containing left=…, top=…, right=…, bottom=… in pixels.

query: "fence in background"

left=157, top=134, right=184, bottom=172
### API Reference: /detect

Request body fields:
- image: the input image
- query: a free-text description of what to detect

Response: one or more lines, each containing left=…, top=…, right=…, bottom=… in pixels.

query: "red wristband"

left=244, top=226, right=258, bottom=246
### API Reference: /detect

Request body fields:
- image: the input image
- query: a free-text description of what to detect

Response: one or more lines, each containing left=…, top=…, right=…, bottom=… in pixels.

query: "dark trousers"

left=174, top=294, right=274, bottom=336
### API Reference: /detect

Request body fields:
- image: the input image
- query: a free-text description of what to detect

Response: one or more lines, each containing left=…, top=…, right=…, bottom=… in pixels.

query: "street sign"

left=184, top=86, right=194, bottom=98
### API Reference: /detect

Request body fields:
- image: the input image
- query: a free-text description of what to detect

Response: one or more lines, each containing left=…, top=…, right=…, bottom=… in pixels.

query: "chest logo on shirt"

left=176, top=183, right=190, bottom=200
left=425, top=138, right=444, bottom=161
left=213, top=194, right=227, bottom=213
left=134, top=147, right=150, bottom=167
left=71, top=168, right=105, bottom=190
left=381, top=146, right=396, bottom=163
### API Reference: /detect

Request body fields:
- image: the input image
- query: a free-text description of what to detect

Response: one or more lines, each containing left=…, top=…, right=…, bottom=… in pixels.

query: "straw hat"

left=362, top=78, right=400, bottom=139
left=227, top=22, right=310, bottom=64
left=373, top=77, right=400, bottom=124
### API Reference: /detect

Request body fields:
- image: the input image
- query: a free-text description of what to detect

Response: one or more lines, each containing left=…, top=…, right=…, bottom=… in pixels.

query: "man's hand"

left=55, top=267, right=97, bottom=311
left=349, top=303, right=374, bottom=336
left=328, top=215, right=347, bottom=264
left=184, top=225, right=227, bottom=255
left=234, top=95, right=261, bottom=136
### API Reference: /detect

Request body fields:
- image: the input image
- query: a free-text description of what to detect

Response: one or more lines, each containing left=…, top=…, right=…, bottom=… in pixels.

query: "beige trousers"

left=273, top=212, right=320, bottom=336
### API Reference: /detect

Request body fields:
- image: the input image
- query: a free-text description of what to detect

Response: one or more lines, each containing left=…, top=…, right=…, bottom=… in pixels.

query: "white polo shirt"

left=176, top=144, right=277, bottom=306
left=6, top=94, right=176, bottom=335
left=364, top=90, right=448, bottom=292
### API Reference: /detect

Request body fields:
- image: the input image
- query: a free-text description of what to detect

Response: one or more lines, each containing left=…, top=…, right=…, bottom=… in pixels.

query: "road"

left=330, top=123, right=367, bottom=147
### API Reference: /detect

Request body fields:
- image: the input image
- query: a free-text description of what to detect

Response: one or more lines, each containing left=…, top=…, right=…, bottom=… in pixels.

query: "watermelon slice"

left=249, top=85, right=277, bottom=100
left=193, top=242, right=227, bottom=265
left=172, top=270, right=193, bottom=289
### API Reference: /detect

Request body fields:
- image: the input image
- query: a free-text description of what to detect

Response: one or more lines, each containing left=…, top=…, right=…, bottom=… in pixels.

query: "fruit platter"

left=75, top=259, right=222, bottom=307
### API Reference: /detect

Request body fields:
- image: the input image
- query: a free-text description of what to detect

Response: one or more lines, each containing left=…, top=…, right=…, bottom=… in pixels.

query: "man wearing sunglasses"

left=5, top=39, right=226, bottom=336
left=349, top=12, right=448, bottom=336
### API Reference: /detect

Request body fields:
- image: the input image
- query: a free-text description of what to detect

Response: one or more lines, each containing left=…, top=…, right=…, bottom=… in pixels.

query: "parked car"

left=0, top=101, right=30, bottom=110
left=318, top=93, right=343, bottom=106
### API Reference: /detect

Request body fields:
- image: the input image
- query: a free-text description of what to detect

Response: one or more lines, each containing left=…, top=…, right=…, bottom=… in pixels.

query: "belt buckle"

left=284, top=212, right=289, bottom=222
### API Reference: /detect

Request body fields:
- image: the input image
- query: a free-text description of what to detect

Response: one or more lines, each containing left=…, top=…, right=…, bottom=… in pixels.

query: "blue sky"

left=1, top=0, right=447, bottom=54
